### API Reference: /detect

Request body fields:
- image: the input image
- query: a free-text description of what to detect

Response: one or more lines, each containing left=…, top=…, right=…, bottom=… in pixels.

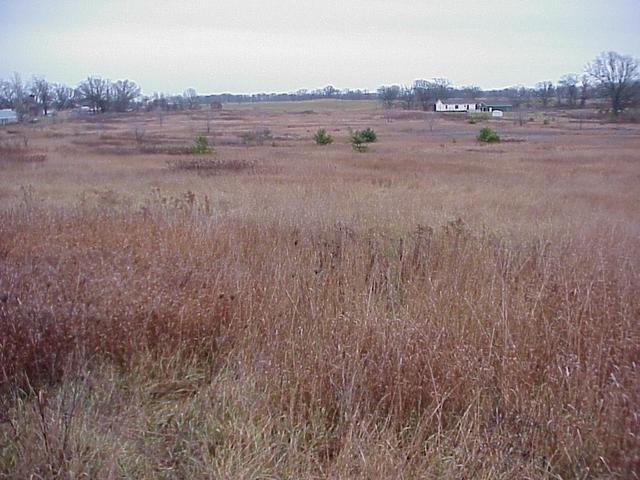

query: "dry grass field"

left=1, top=100, right=639, bottom=478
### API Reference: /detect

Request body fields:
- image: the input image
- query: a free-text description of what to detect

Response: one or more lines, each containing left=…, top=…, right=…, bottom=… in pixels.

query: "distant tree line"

left=377, top=52, right=640, bottom=117
left=0, top=51, right=638, bottom=120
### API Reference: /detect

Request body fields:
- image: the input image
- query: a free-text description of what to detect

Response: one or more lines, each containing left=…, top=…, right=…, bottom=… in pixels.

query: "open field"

left=1, top=101, right=639, bottom=478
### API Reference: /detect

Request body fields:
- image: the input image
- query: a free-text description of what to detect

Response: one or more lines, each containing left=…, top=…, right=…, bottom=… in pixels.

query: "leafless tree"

left=558, top=74, right=579, bottom=107
left=398, top=86, right=414, bottom=110
left=579, top=75, right=590, bottom=108
left=377, top=85, right=399, bottom=108
left=111, top=79, right=141, bottom=112
left=53, top=84, right=75, bottom=110
left=183, top=88, right=198, bottom=109
left=586, top=51, right=639, bottom=116
left=78, top=76, right=111, bottom=113
left=413, top=78, right=452, bottom=107
left=30, top=76, right=53, bottom=115
left=535, top=81, right=554, bottom=107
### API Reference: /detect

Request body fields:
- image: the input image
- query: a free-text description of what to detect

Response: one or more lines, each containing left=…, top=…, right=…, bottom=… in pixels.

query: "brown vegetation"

left=0, top=102, right=638, bottom=478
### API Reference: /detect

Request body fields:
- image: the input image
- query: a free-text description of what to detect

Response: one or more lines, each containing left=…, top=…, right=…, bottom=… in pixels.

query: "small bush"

left=192, top=136, right=215, bottom=155
left=313, top=128, right=334, bottom=145
left=359, top=128, right=377, bottom=143
left=476, top=127, right=500, bottom=143
left=350, top=131, right=368, bottom=152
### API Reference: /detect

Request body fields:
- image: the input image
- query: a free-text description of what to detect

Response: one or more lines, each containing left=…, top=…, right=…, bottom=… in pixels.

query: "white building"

left=434, top=100, right=512, bottom=114
left=435, top=100, right=480, bottom=112
left=0, top=109, right=18, bottom=125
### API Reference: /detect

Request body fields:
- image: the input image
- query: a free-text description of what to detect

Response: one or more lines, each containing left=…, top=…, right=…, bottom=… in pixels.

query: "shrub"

left=350, top=131, right=368, bottom=152
left=313, top=128, right=334, bottom=145
left=476, top=127, right=500, bottom=143
left=359, top=127, right=377, bottom=143
left=192, top=136, right=215, bottom=155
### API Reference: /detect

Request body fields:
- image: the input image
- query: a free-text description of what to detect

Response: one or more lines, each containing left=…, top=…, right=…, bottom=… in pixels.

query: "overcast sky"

left=1, top=0, right=639, bottom=94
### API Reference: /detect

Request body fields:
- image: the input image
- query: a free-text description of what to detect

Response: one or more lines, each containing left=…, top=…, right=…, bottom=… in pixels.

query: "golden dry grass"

left=0, top=102, right=639, bottom=478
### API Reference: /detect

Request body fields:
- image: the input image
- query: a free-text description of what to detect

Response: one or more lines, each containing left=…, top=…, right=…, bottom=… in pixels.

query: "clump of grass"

left=0, top=141, right=46, bottom=163
left=168, top=156, right=255, bottom=173
left=476, top=127, right=500, bottom=143
left=239, top=128, right=272, bottom=146
left=313, top=128, right=334, bottom=145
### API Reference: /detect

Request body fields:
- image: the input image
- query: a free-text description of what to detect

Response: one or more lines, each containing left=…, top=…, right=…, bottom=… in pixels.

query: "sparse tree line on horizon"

left=378, top=52, right=640, bottom=117
left=1, top=51, right=638, bottom=121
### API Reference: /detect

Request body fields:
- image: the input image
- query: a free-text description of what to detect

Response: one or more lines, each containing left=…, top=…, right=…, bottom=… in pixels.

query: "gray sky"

left=1, top=0, right=639, bottom=94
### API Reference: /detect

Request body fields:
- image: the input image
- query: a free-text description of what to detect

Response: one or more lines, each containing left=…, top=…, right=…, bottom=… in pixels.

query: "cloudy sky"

left=1, top=0, right=639, bottom=94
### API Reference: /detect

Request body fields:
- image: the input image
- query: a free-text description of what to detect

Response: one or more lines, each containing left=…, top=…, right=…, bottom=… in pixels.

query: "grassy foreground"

left=1, top=197, right=638, bottom=478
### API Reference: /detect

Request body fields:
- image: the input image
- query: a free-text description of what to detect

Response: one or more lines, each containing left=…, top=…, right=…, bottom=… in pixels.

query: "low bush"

left=476, top=127, right=500, bottom=143
left=350, top=131, right=368, bottom=152
left=192, top=136, right=215, bottom=155
left=359, top=127, right=377, bottom=142
left=313, top=128, right=333, bottom=145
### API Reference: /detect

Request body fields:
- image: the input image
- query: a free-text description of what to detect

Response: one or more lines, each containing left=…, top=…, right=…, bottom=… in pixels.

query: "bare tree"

left=535, top=81, right=554, bottom=107
left=0, top=79, right=11, bottom=108
left=413, top=78, right=452, bottom=106
left=377, top=85, right=400, bottom=108
left=111, top=79, right=141, bottom=112
left=586, top=51, right=639, bottom=116
left=53, top=83, right=75, bottom=110
left=398, top=86, right=414, bottom=110
left=412, top=84, right=430, bottom=110
left=78, top=76, right=111, bottom=113
left=558, top=74, right=579, bottom=107
left=30, top=76, right=53, bottom=115
left=429, top=78, right=452, bottom=101
left=183, top=88, right=198, bottom=109
left=579, top=75, right=590, bottom=108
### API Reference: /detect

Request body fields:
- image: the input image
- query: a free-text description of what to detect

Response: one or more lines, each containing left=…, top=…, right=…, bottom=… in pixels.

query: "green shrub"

left=313, top=128, right=334, bottom=145
left=359, top=128, right=377, bottom=143
left=192, top=135, right=215, bottom=154
left=476, top=127, right=500, bottom=143
left=350, top=131, right=368, bottom=152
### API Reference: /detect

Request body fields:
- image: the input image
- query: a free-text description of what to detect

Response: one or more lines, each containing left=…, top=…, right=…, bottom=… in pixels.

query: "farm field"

left=1, top=100, right=639, bottom=478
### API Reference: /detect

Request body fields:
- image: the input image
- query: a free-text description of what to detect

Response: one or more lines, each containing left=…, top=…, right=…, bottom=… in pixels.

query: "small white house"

left=0, top=109, right=18, bottom=125
left=435, top=100, right=480, bottom=112
left=434, top=100, right=512, bottom=114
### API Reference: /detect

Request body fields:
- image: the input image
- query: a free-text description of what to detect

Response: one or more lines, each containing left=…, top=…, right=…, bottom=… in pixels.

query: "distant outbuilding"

left=435, top=100, right=512, bottom=114
left=0, top=109, right=18, bottom=125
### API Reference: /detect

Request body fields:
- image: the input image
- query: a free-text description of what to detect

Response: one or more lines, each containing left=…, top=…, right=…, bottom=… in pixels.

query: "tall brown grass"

left=1, top=198, right=638, bottom=478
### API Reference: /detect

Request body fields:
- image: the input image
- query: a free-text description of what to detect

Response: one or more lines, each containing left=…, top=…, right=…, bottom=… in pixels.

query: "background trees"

left=377, top=85, right=399, bottom=108
left=111, top=79, right=141, bottom=112
left=0, top=50, right=638, bottom=119
left=30, top=76, right=53, bottom=115
left=535, top=81, right=555, bottom=107
left=586, top=51, right=639, bottom=116
left=78, top=76, right=111, bottom=113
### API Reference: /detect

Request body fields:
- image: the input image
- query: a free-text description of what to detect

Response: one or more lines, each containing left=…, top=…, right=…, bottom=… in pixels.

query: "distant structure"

left=0, top=109, right=18, bottom=125
left=435, top=100, right=512, bottom=114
